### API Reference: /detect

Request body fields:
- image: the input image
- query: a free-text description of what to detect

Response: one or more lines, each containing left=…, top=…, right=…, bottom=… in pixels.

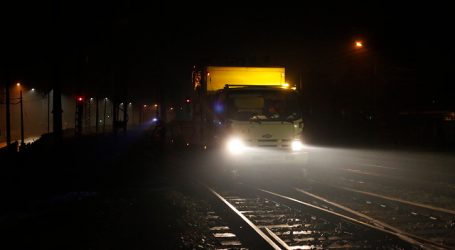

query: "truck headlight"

left=291, top=139, right=304, bottom=151
left=226, top=137, right=245, bottom=155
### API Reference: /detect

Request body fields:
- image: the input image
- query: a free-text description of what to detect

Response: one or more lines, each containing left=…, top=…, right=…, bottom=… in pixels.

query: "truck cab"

left=212, top=85, right=307, bottom=166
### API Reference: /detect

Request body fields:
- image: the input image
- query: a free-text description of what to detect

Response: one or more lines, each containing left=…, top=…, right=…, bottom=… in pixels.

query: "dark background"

left=2, top=2, right=455, bottom=146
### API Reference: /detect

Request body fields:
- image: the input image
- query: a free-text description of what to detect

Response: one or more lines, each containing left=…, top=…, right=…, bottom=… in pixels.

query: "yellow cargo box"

left=206, top=66, right=285, bottom=92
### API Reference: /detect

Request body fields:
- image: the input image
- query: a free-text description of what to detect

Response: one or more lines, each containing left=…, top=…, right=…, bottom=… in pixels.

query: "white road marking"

left=354, top=162, right=398, bottom=170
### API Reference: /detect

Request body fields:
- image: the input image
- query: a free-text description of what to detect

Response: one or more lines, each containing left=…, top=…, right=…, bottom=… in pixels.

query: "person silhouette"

left=266, top=101, right=279, bottom=118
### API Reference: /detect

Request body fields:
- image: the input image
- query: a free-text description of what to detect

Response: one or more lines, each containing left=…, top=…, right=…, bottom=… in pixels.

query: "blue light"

left=152, top=118, right=158, bottom=122
left=214, top=103, right=224, bottom=113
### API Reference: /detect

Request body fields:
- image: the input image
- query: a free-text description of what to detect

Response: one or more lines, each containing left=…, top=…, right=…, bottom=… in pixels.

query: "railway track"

left=306, top=154, right=455, bottom=210
left=205, top=183, right=417, bottom=249
left=293, top=180, right=455, bottom=249
left=172, top=148, right=454, bottom=249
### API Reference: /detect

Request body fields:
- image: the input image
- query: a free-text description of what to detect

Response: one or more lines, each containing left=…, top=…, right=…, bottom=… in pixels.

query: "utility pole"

left=88, top=98, right=91, bottom=131
left=112, top=98, right=118, bottom=134
left=75, top=96, right=84, bottom=135
left=123, top=98, right=128, bottom=132
left=20, top=89, right=24, bottom=148
left=51, top=3, right=63, bottom=142
left=47, top=90, right=50, bottom=133
left=130, top=104, right=134, bottom=125
left=95, top=97, right=99, bottom=132
left=103, top=98, right=107, bottom=132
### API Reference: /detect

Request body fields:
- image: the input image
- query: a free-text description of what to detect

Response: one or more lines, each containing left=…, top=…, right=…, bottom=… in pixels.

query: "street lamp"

left=154, top=104, right=159, bottom=119
left=32, top=88, right=52, bottom=134
left=352, top=38, right=380, bottom=119
left=88, top=97, right=93, bottom=131
left=354, top=39, right=377, bottom=76
left=128, top=102, right=133, bottom=125
left=16, top=83, right=25, bottom=148
left=355, top=40, right=363, bottom=48
left=75, top=96, right=84, bottom=135
left=142, top=104, right=147, bottom=123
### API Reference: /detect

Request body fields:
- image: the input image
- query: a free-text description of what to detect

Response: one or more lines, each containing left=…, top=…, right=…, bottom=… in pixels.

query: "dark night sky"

left=3, top=3, right=454, bottom=110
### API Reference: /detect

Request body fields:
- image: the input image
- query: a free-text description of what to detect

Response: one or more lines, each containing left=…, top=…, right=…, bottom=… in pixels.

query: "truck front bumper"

left=222, top=147, right=309, bottom=167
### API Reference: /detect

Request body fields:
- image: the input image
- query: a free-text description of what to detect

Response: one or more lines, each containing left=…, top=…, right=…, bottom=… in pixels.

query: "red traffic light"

left=77, top=96, right=84, bottom=102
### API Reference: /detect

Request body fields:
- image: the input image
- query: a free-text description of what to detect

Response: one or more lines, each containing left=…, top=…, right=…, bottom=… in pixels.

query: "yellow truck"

left=191, top=66, right=308, bottom=167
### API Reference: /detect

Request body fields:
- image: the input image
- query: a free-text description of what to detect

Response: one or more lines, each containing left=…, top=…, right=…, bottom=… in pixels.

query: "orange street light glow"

left=355, top=41, right=363, bottom=48
left=16, top=82, right=21, bottom=86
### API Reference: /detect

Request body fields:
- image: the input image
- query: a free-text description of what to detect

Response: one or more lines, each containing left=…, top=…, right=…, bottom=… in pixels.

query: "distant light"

left=77, top=96, right=84, bottom=102
left=152, top=118, right=158, bottom=122
left=170, top=107, right=174, bottom=111
left=105, top=97, right=108, bottom=100
left=143, top=105, right=147, bottom=108
left=31, top=88, right=35, bottom=92
left=207, top=72, right=210, bottom=76
left=90, top=98, right=94, bottom=101
left=154, top=104, right=158, bottom=107
left=107, top=115, right=110, bottom=118
left=129, top=102, right=132, bottom=105
left=16, top=82, right=21, bottom=87
left=281, top=83, right=290, bottom=89
left=120, top=102, right=123, bottom=105
left=186, top=99, right=191, bottom=103
left=355, top=41, right=363, bottom=48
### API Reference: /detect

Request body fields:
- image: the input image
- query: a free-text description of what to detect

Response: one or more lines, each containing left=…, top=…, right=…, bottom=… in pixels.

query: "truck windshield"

left=226, top=89, right=302, bottom=121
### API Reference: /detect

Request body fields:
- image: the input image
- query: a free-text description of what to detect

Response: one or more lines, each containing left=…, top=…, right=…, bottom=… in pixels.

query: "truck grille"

left=249, top=139, right=291, bottom=148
